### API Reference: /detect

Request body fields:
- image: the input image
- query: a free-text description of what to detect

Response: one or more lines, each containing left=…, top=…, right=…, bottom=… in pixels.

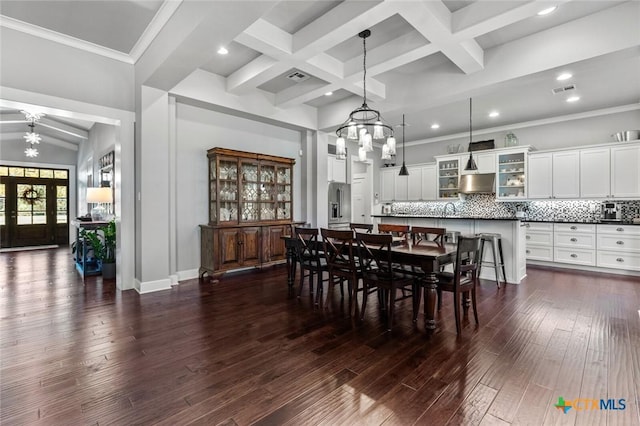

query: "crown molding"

left=405, top=103, right=640, bottom=147
left=129, top=0, right=183, bottom=62
left=0, top=14, right=133, bottom=64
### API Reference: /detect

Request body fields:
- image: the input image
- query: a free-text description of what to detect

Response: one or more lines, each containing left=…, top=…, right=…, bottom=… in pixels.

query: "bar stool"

left=477, top=233, right=506, bottom=288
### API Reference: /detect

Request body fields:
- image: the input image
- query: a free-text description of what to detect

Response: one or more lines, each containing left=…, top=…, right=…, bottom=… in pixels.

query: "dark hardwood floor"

left=1, top=247, right=639, bottom=425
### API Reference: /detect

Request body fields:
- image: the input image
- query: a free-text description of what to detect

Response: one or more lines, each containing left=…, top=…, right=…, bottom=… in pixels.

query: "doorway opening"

left=0, top=165, right=69, bottom=249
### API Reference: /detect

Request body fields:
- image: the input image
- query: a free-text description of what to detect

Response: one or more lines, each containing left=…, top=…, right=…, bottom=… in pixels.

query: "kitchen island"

left=373, top=215, right=527, bottom=284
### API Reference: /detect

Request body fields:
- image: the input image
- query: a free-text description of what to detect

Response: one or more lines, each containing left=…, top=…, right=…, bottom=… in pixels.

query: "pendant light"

left=398, top=114, right=409, bottom=176
left=335, top=30, right=394, bottom=161
left=464, top=98, right=478, bottom=171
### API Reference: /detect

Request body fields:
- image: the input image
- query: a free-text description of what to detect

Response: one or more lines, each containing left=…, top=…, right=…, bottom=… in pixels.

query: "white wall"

left=0, top=139, right=77, bottom=165
left=402, top=109, right=640, bottom=165
left=174, top=102, right=304, bottom=274
left=0, top=27, right=134, bottom=111
left=76, top=123, right=117, bottom=216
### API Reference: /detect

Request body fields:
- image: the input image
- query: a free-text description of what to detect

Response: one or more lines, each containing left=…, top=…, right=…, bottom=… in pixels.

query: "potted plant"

left=80, top=220, right=116, bottom=279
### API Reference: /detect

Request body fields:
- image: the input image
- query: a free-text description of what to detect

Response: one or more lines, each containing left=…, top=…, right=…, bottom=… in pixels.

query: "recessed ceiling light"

left=557, top=73, right=572, bottom=81
left=431, top=123, right=440, bottom=129
left=217, top=47, right=228, bottom=55
left=537, top=6, right=557, bottom=16
left=489, top=111, right=500, bottom=118
left=324, top=91, right=333, bottom=96
left=566, top=96, right=580, bottom=102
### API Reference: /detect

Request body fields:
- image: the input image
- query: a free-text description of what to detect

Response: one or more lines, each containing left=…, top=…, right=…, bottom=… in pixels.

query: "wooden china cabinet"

left=199, top=148, right=294, bottom=279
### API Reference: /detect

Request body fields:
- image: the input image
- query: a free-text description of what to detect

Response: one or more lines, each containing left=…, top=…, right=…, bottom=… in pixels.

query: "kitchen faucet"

left=443, top=202, right=456, bottom=217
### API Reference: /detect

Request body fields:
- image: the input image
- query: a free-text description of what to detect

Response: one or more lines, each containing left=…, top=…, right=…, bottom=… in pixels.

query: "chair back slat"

left=321, top=228, right=357, bottom=277
left=411, top=226, right=446, bottom=246
left=453, top=236, right=481, bottom=287
left=377, top=224, right=410, bottom=244
left=355, top=232, right=394, bottom=279
left=350, top=223, right=373, bottom=233
left=295, top=227, right=321, bottom=266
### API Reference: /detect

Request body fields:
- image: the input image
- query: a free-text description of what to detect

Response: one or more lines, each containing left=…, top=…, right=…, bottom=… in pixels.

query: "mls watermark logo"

left=554, top=396, right=626, bottom=414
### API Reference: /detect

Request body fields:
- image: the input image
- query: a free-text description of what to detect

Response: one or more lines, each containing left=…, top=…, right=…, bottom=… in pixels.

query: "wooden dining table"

left=282, top=236, right=457, bottom=331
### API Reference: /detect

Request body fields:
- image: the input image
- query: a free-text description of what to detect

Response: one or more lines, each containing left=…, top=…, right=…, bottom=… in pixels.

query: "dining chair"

left=355, top=232, right=418, bottom=331
left=320, top=228, right=360, bottom=314
left=294, top=227, right=328, bottom=303
left=349, top=223, right=373, bottom=234
left=377, top=224, right=410, bottom=245
left=435, top=235, right=481, bottom=335
left=411, top=226, right=446, bottom=246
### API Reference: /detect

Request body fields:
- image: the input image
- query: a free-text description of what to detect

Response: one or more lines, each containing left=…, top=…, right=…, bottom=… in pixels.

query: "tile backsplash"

left=391, top=194, right=640, bottom=221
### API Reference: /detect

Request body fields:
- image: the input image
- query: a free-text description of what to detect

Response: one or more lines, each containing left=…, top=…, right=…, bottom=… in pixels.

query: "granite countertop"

left=372, top=214, right=519, bottom=221
left=523, top=219, right=640, bottom=226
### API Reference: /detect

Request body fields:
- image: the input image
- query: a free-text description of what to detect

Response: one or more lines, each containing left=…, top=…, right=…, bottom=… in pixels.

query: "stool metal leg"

left=498, top=238, right=506, bottom=287
left=491, top=237, right=501, bottom=288
left=477, top=238, right=485, bottom=277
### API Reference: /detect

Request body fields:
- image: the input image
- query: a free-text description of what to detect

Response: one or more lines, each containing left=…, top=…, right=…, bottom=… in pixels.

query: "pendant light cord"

left=469, top=97, right=472, bottom=145
left=362, top=34, right=367, bottom=106
left=402, top=114, right=405, bottom=163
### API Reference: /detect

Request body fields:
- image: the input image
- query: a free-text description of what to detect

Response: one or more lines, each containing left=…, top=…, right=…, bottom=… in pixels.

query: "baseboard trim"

left=527, top=260, right=640, bottom=277
left=135, top=277, right=172, bottom=294
left=178, top=269, right=199, bottom=282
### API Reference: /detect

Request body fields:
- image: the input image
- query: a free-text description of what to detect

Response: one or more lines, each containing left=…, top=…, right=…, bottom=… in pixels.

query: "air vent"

left=328, top=144, right=337, bottom=155
left=552, top=84, right=576, bottom=94
left=286, top=70, right=310, bottom=83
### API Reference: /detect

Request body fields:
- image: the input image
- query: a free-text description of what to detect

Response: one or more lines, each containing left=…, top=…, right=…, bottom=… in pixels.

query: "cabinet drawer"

left=554, top=232, right=596, bottom=249
left=554, top=223, right=596, bottom=233
left=523, top=222, right=553, bottom=232
left=525, top=231, right=553, bottom=246
left=597, top=224, right=640, bottom=236
left=597, top=234, right=640, bottom=253
left=554, top=247, right=596, bottom=266
left=597, top=251, right=640, bottom=271
left=526, top=246, right=553, bottom=261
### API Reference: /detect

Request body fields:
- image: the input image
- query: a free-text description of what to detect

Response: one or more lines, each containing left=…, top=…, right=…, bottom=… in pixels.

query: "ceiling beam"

left=400, top=0, right=484, bottom=74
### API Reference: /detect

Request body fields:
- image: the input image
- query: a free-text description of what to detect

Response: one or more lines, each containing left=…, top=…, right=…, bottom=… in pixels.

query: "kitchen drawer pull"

left=526, top=250, right=530, bottom=254
left=570, top=238, right=577, bottom=242
left=616, top=258, right=624, bottom=262
left=616, top=240, right=624, bottom=245
left=526, top=235, right=531, bottom=240
left=525, top=223, right=530, bottom=228
left=616, top=228, right=624, bottom=232
left=570, top=254, right=577, bottom=258
left=570, top=226, right=577, bottom=230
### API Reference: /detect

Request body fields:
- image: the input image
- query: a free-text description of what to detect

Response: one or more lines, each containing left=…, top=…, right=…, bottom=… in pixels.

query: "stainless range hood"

left=458, top=173, right=495, bottom=194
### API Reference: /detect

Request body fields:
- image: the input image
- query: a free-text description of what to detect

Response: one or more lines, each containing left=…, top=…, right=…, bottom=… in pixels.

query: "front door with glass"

left=0, top=166, right=69, bottom=248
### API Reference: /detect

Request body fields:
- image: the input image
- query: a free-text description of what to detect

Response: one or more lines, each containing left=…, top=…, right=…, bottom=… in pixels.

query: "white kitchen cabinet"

left=327, top=155, right=346, bottom=183
left=596, top=224, right=640, bottom=271
left=406, top=166, right=422, bottom=200
left=420, top=164, right=437, bottom=200
left=527, top=153, right=552, bottom=198
left=380, top=168, right=396, bottom=201
left=528, top=151, right=579, bottom=199
left=394, top=172, right=409, bottom=201
left=551, top=151, right=580, bottom=198
left=436, top=157, right=460, bottom=199
left=460, top=151, right=496, bottom=175
left=580, top=147, right=611, bottom=198
left=496, top=149, right=527, bottom=200
left=611, top=144, right=640, bottom=198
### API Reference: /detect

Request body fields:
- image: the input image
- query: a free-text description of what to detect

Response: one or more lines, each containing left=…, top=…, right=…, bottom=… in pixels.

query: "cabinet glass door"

left=276, top=166, right=291, bottom=219
left=259, top=163, right=276, bottom=221
left=438, top=158, right=459, bottom=199
left=218, top=158, right=238, bottom=222
left=240, top=162, right=259, bottom=222
left=497, top=152, right=526, bottom=199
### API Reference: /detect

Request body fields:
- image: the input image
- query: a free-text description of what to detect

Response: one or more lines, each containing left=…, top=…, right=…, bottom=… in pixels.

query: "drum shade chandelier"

left=22, top=110, right=45, bottom=158
left=335, top=29, right=395, bottom=161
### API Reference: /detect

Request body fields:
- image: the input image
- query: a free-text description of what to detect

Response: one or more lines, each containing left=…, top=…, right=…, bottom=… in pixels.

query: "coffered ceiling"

left=1, top=0, right=638, bottom=146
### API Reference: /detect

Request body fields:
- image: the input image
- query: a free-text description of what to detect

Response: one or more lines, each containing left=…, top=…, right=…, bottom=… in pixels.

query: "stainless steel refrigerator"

left=328, top=182, right=351, bottom=230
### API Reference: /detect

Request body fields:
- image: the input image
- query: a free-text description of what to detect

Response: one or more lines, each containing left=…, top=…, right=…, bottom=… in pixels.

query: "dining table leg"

left=285, top=242, right=297, bottom=289
left=423, top=271, right=438, bottom=331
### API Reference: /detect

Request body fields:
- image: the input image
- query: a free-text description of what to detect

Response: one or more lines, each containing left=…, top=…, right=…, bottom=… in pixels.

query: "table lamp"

left=87, top=187, right=112, bottom=221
